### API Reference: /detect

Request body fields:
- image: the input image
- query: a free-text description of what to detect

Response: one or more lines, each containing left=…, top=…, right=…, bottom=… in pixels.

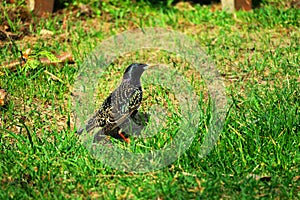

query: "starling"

left=77, top=63, right=149, bottom=142
left=93, top=110, right=150, bottom=143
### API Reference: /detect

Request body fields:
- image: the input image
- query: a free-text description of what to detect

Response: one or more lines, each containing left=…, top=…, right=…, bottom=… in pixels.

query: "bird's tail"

left=77, top=119, right=96, bottom=135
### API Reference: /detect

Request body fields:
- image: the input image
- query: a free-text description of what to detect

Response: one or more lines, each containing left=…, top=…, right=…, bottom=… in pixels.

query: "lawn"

left=0, top=0, right=299, bottom=199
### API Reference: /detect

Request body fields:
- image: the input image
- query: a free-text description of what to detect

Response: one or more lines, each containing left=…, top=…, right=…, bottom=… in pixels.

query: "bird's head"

left=122, top=63, right=149, bottom=81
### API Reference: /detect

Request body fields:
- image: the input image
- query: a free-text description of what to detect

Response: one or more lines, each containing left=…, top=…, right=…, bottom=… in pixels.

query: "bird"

left=93, top=110, right=150, bottom=143
left=77, top=63, right=150, bottom=143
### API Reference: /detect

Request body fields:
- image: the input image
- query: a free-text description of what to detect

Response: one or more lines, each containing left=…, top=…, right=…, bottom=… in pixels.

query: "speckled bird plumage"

left=77, top=63, right=148, bottom=138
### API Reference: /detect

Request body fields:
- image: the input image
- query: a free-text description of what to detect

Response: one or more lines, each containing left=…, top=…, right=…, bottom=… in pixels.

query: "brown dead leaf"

left=247, top=173, right=272, bottom=181
left=0, top=88, right=7, bottom=106
left=291, top=0, right=300, bottom=8
left=22, top=48, right=31, bottom=60
left=293, top=176, right=300, bottom=181
left=211, top=2, right=222, bottom=12
left=174, top=2, right=195, bottom=11
left=40, top=29, right=54, bottom=37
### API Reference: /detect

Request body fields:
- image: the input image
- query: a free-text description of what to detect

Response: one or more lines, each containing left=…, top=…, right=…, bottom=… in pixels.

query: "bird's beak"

left=145, top=63, right=158, bottom=69
left=143, top=65, right=149, bottom=70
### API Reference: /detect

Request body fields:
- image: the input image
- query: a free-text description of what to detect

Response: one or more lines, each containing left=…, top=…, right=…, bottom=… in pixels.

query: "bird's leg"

left=118, top=129, right=130, bottom=143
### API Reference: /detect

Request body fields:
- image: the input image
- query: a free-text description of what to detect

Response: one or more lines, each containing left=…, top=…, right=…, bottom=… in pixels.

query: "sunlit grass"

left=0, top=0, right=299, bottom=199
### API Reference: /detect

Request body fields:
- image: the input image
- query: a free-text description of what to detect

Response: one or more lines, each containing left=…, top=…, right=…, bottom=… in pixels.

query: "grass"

left=0, top=0, right=299, bottom=199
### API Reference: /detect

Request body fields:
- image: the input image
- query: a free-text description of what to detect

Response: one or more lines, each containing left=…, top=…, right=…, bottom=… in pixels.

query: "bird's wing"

left=107, top=85, right=142, bottom=129
left=79, top=83, right=142, bottom=134
left=128, top=86, right=143, bottom=111
left=80, top=95, right=112, bottom=133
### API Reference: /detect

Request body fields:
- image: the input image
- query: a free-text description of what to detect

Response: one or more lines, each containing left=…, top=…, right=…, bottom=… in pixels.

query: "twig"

left=0, top=52, right=74, bottom=71
left=44, top=70, right=65, bottom=83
